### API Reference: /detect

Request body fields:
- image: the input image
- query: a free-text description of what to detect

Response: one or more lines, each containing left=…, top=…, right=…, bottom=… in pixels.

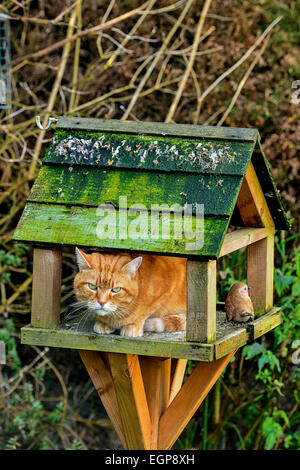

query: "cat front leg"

left=120, top=319, right=144, bottom=337
left=93, top=320, right=115, bottom=335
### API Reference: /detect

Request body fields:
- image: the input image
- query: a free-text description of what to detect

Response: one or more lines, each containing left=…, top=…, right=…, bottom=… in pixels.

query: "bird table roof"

left=13, top=117, right=290, bottom=258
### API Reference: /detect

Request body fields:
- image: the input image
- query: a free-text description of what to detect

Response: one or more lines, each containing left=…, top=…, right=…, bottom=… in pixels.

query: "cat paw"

left=120, top=324, right=143, bottom=337
left=93, top=322, right=115, bottom=335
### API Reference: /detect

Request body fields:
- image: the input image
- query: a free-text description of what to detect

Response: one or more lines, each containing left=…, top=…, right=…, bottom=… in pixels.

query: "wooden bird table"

left=14, top=118, right=290, bottom=450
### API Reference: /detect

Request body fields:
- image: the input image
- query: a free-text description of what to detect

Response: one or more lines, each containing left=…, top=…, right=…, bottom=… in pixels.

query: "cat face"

left=73, top=248, right=142, bottom=323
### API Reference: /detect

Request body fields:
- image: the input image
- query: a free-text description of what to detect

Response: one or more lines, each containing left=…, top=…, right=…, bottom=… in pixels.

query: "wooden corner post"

left=247, top=233, right=274, bottom=315
left=236, top=162, right=275, bottom=316
left=31, top=247, right=62, bottom=329
left=186, top=260, right=217, bottom=343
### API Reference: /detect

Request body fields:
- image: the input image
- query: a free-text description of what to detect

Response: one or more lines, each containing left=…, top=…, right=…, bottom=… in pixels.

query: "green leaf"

left=258, top=351, right=281, bottom=372
left=275, top=269, right=295, bottom=296
left=242, top=342, right=264, bottom=359
left=262, top=417, right=282, bottom=450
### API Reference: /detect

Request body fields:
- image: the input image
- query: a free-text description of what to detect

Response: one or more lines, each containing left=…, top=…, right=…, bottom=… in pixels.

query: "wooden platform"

left=21, top=307, right=281, bottom=362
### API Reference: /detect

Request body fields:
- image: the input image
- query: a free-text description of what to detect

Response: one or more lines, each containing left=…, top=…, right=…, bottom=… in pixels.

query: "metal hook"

left=36, top=115, right=57, bottom=130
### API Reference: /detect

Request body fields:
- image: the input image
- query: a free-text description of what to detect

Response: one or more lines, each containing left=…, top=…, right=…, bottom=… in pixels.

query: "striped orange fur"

left=74, top=248, right=186, bottom=337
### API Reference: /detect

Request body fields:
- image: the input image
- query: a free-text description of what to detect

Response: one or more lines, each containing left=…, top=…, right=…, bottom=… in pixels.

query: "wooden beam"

left=78, top=350, right=126, bottom=448
left=21, top=324, right=214, bottom=361
left=158, top=350, right=236, bottom=450
left=169, top=359, right=187, bottom=404
left=21, top=307, right=281, bottom=359
left=235, top=163, right=275, bottom=316
left=140, top=357, right=171, bottom=449
left=14, top=202, right=228, bottom=260
left=56, top=116, right=259, bottom=142
left=31, top=247, right=62, bottom=329
left=107, top=353, right=151, bottom=450
left=246, top=307, right=281, bottom=340
left=236, top=162, right=274, bottom=228
left=214, top=326, right=248, bottom=360
left=219, top=227, right=273, bottom=257
left=247, top=231, right=274, bottom=315
left=186, top=260, right=216, bottom=343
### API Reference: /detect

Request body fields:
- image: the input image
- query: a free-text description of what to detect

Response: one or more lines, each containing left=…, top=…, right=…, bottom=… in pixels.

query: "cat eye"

left=88, top=283, right=97, bottom=291
left=111, top=287, right=122, bottom=293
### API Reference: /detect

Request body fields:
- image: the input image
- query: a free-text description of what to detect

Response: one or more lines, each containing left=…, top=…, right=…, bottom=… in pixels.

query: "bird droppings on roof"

left=53, top=132, right=240, bottom=173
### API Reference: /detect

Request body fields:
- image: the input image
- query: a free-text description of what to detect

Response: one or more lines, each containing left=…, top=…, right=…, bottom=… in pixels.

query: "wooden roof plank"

left=252, top=141, right=291, bottom=230
left=28, top=165, right=243, bottom=217
left=44, top=129, right=254, bottom=176
left=56, top=117, right=259, bottom=142
left=13, top=202, right=228, bottom=258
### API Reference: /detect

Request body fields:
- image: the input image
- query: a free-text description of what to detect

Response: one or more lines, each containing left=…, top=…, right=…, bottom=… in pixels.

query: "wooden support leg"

left=31, top=247, right=62, bottom=329
left=79, top=350, right=236, bottom=450
left=139, top=357, right=171, bottom=449
left=78, top=350, right=127, bottom=448
left=169, top=359, right=187, bottom=404
left=158, top=350, right=236, bottom=450
left=107, top=353, right=151, bottom=450
left=247, top=232, right=274, bottom=315
left=186, top=260, right=216, bottom=343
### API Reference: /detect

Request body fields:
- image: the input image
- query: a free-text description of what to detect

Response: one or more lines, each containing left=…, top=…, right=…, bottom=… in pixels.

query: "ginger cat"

left=74, top=248, right=186, bottom=337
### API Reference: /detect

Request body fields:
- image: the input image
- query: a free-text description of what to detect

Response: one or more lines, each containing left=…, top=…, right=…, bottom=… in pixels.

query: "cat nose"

left=98, top=297, right=107, bottom=306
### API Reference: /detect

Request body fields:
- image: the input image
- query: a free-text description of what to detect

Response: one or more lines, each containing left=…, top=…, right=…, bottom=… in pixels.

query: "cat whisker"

left=69, top=300, right=89, bottom=308
left=116, top=304, right=135, bottom=314
left=65, top=306, right=89, bottom=317
left=69, top=303, right=88, bottom=311
left=78, top=310, right=93, bottom=331
left=67, top=308, right=93, bottom=332
left=62, top=301, right=90, bottom=324
left=114, top=311, right=125, bottom=320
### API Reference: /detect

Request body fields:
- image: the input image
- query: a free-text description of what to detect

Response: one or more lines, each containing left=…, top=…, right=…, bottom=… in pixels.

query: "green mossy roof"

left=13, top=118, right=290, bottom=258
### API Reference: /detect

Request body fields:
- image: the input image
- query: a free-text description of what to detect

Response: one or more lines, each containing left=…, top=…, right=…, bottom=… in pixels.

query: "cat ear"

left=122, top=256, right=142, bottom=279
left=75, top=247, right=91, bottom=271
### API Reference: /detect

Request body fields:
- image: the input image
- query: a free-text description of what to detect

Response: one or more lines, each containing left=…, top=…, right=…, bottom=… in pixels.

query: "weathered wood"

left=14, top=202, right=228, bottom=258
left=28, top=165, right=243, bottom=218
left=56, top=116, right=259, bottom=142
left=252, top=142, right=290, bottom=231
left=21, top=307, right=281, bottom=361
left=247, top=231, right=274, bottom=315
left=78, top=350, right=126, bottom=448
left=214, top=327, right=248, bottom=359
left=107, top=353, right=151, bottom=450
left=44, top=129, right=254, bottom=176
left=237, top=162, right=274, bottom=228
left=139, top=357, right=171, bottom=449
left=21, top=324, right=214, bottom=361
left=235, top=163, right=275, bottom=315
left=158, top=350, right=236, bottom=450
left=169, top=359, right=187, bottom=404
left=76, top=311, right=281, bottom=451
left=31, top=248, right=62, bottom=329
left=246, top=307, right=281, bottom=340
left=219, top=227, right=273, bottom=257
left=186, top=260, right=216, bottom=343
